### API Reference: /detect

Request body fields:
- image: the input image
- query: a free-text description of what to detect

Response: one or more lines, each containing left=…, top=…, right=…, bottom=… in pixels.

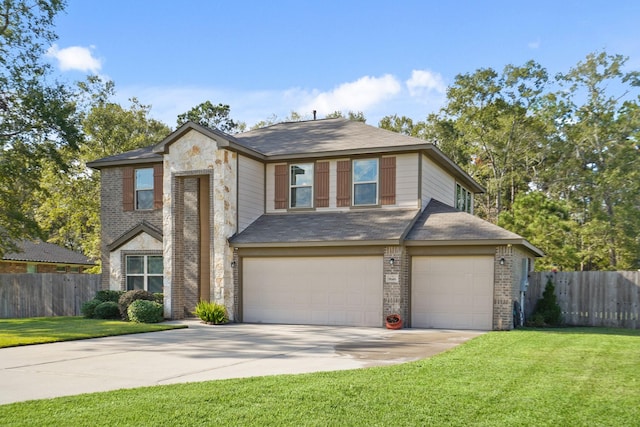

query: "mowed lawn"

left=1, top=327, right=638, bottom=426
left=0, top=317, right=187, bottom=348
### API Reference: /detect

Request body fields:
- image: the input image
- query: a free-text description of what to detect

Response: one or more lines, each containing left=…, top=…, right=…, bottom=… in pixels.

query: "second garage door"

left=412, top=256, right=494, bottom=330
left=243, top=256, right=383, bottom=327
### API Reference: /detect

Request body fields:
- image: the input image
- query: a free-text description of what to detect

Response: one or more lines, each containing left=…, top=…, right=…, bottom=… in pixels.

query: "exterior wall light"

left=499, top=258, right=505, bottom=266
left=231, top=261, right=237, bottom=268
left=389, top=258, right=395, bottom=266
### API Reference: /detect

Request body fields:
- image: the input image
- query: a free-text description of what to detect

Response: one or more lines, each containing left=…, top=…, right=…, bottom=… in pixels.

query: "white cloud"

left=406, top=70, right=446, bottom=97
left=46, top=44, right=102, bottom=73
left=528, top=39, right=541, bottom=49
left=298, top=74, right=402, bottom=117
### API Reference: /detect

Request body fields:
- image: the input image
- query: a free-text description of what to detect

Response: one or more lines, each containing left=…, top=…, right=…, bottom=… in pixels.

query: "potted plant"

left=385, top=314, right=402, bottom=329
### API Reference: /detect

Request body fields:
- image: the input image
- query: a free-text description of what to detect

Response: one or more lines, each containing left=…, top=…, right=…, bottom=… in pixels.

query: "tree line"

left=1, top=1, right=638, bottom=271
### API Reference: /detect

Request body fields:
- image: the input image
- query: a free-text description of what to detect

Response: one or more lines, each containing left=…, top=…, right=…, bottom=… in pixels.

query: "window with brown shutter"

left=314, top=161, right=329, bottom=208
left=123, top=167, right=134, bottom=211
left=380, top=156, right=396, bottom=205
left=336, top=160, right=351, bottom=207
left=274, top=164, right=288, bottom=209
left=153, top=164, right=163, bottom=209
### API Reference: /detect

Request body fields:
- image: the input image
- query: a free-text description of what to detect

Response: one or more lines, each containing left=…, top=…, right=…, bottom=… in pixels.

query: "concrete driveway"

left=0, top=320, right=484, bottom=405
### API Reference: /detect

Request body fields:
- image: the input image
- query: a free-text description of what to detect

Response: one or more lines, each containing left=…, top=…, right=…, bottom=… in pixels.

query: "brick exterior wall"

left=99, top=166, right=163, bottom=289
left=0, top=262, right=87, bottom=273
left=383, top=246, right=409, bottom=328
left=494, top=245, right=515, bottom=330
left=183, top=177, right=200, bottom=316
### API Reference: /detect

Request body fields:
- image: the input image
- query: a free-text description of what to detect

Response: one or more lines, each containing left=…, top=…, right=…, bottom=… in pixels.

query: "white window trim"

left=135, top=168, right=154, bottom=211
left=289, top=163, right=314, bottom=208
left=126, top=254, right=163, bottom=292
left=352, top=158, right=379, bottom=206
left=456, top=183, right=472, bottom=213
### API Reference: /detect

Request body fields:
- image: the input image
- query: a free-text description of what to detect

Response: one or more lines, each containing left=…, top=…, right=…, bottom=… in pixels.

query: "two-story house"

left=88, top=118, right=542, bottom=330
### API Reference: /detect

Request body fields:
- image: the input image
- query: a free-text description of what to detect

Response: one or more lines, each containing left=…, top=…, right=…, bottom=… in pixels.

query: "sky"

left=46, top=0, right=640, bottom=130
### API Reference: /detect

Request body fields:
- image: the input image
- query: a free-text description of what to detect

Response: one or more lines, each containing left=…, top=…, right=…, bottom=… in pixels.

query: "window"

left=26, top=264, right=36, bottom=273
left=289, top=163, right=313, bottom=208
left=353, top=159, right=378, bottom=205
left=135, top=168, right=154, bottom=210
left=56, top=265, right=67, bottom=273
left=456, top=183, right=472, bottom=213
left=126, top=255, right=163, bottom=293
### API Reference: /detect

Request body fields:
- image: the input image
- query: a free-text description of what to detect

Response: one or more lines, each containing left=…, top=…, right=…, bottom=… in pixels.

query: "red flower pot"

left=385, top=314, right=403, bottom=329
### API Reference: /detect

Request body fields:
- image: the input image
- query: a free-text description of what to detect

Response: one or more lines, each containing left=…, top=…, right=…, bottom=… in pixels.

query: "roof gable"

left=108, top=221, right=163, bottom=251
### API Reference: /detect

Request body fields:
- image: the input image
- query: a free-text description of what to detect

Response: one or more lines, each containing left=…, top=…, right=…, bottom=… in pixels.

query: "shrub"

left=94, top=301, right=121, bottom=319
left=194, top=300, right=229, bottom=324
left=95, top=290, right=124, bottom=303
left=530, top=276, right=563, bottom=326
left=153, top=293, right=163, bottom=304
left=128, top=299, right=164, bottom=323
left=118, top=290, right=157, bottom=321
left=81, top=299, right=101, bottom=318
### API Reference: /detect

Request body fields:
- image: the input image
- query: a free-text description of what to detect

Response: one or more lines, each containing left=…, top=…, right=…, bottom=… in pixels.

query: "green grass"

left=0, top=317, right=187, bottom=348
left=2, top=327, right=639, bottom=426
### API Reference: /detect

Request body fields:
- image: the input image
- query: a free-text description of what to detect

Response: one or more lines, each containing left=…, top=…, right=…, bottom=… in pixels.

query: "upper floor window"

left=135, top=168, right=154, bottom=210
left=126, top=255, right=163, bottom=293
left=456, top=183, right=472, bottom=213
left=353, top=159, right=378, bottom=206
left=290, top=163, right=313, bottom=208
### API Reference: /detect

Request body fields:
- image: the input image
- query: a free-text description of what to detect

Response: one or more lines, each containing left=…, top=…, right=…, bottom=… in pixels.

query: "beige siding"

left=238, top=156, right=265, bottom=232
left=265, top=163, right=277, bottom=213
left=395, top=153, right=420, bottom=208
left=422, top=154, right=455, bottom=207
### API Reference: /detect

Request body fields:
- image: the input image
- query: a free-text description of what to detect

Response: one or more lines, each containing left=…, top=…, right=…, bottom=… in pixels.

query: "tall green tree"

left=0, top=0, right=81, bottom=255
left=427, top=61, right=550, bottom=221
left=177, top=101, right=241, bottom=133
left=538, top=52, right=640, bottom=269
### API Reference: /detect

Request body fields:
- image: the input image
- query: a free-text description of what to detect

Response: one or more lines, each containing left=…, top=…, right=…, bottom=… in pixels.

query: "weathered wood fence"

left=525, top=271, right=640, bottom=329
left=0, top=274, right=101, bottom=318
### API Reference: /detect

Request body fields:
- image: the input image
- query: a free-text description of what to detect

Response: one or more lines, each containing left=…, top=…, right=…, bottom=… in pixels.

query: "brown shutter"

left=274, top=164, right=288, bottom=209
left=122, top=167, right=134, bottom=211
left=380, top=156, right=396, bottom=205
left=336, top=160, right=351, bottom=207
left=314, top=161, right=329, bottom=208
left=153, top=163, right=163, bottom=209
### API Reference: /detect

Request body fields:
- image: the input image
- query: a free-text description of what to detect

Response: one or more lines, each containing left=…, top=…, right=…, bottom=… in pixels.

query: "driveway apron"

left=0, top=321, right=484, bottom=405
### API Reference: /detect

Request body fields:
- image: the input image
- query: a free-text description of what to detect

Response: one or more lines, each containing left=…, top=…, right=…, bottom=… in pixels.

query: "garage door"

left=412, top=256, right=494, bottom=330
left=243, top=256, right=383, bottom=327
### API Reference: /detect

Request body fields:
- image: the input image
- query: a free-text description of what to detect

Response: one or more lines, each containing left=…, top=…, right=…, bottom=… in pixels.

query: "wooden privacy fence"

left=525, top=271, right=640, bottom=329
left=0, top=274, right=101, bottom=318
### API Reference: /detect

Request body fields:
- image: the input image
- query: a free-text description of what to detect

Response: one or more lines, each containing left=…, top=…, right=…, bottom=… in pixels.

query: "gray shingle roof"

left=86, top=145, right=162, bottom=169
left=3, top=240, right=95, bottom=265
left=234, top=118, right=427, bottom=157
left=406, top=199, right=527, bottom=241
left=230, top=209, right=420, bottom=247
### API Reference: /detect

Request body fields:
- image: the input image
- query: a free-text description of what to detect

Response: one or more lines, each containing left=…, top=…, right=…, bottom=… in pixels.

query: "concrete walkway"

left=0, top=321, right=484, bottom=405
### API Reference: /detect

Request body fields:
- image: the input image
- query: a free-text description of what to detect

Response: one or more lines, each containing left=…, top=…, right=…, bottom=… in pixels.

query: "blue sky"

left=47, top=0, right=640, bottom=129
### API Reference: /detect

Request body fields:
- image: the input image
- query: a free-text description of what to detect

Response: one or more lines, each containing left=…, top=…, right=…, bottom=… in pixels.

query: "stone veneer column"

left=383, top=246, right=409, bottom=327
left=494, top=245, right=514, bottom=330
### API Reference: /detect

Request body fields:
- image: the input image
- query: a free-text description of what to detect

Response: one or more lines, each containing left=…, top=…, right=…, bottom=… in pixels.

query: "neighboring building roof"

left=229, top=209, right=421, bottom=247
left=405, top=199, right=544, bottom=256
left=2, top=240, right=95, bottom=265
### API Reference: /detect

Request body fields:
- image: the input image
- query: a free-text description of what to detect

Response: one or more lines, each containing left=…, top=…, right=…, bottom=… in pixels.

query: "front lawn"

left=1, top=327, right=639, bottom=426
left=0, top=317, right=187, bottom=348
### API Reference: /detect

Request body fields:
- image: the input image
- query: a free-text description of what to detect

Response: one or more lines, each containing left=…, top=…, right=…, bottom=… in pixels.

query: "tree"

left=427, top=61, right=549, bottom=221
left=326, top=110, right=367, bottom=122
left=498, top=192, right=579, bottom=271
left=539, top=52, right=640, bottom=269
left=0, top=0, right=82, bottom=255
left=36, top=89, right=170, bottom=267
left=378, top=114, right=424, bottom=137
left=176, top=101, right=240, bottom=133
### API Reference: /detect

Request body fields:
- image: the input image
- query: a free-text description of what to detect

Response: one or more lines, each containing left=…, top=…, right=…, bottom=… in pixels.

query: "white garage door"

left=243, top=256, right=383, bottom=327
left=412, top=256, right=494, bottom=330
